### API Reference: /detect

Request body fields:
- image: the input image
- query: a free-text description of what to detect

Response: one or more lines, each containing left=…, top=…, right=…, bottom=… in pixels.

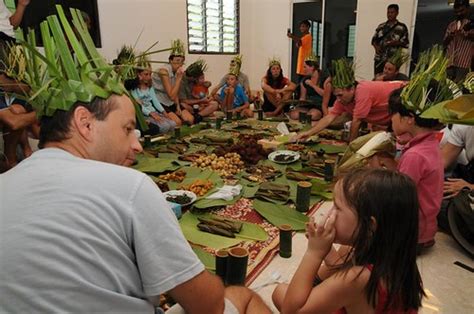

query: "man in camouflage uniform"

left=371, top=4, right=409, bottom=76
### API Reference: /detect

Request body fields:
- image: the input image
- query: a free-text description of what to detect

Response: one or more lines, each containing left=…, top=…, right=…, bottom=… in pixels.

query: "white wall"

left=97, top=0, right=418, bottom=87
left=97, top=0, right=292, bottom=92
left=354, top=0, right=417, bottom=80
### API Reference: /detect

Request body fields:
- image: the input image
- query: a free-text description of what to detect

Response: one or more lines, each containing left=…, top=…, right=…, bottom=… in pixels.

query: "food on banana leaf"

left=179, top=179, right=214, bottom=196
left=318, top=129, right=342, bottom=140
left=214, top=134, right=269, bottom=165
left=159, top=170, right=187, bottom=182
left=153, top=179, right=169, bottom=192
left=198, top=217, right=243, bottom=233
left=337, top=131, right=395, bottom=173
left=179, top=153, right=205, bottom=163
left=286, top=171, right=310, bottom=181
left=244, top=165, right=281, bottom=182
left=286, top=144, right=306, bottom=151
left=158, top=143, right=188, bottom=154
left=274, top=154, right=296, bottom=163
left=255, top=182, right=290, bottom=202
left=197, top=223, right=235, bottom=238
left=191, top=153, right=244, bottom=177
left=166, top=194, right=192, bottom=205
left=196, top=216, right=243, bottom=238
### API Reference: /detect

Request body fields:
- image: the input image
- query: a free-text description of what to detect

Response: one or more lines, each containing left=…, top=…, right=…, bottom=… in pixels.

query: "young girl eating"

left=130, top=65, right=176, bottom=135
left=272, top=169, right=424, bottom=313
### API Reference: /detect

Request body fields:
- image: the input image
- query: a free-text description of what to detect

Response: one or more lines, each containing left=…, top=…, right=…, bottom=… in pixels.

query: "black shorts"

left=164, top=104, right=178, bottom=113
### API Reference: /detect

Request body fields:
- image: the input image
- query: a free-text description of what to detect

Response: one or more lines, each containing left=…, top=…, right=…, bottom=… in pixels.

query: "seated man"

left=0, top=9, right=271, bottom=313
left=295, top=58, right=404, bottom=142
left=374, top=48, right=410, bottom=82
left=442, top=125, right=474, bottom=197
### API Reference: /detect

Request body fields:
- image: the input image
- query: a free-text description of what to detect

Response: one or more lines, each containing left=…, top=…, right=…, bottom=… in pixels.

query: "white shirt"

left=0, top=1, right=14, bottom=37
left=447, top=125, right=474, bottom=165
left=0, top=148, right=204, bottom=312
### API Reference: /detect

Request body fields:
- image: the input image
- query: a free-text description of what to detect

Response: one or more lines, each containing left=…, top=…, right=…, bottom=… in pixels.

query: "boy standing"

left=288, top=20, right=313, bottom=79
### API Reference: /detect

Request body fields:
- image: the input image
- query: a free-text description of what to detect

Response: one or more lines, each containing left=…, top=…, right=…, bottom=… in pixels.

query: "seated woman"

left=261, top=58, right=296, bottom=117
left=152, top=40, right=193, bottom=126
left=130, top=62, right=176, bottom=135
left=289, top=56, right=324, bottom=122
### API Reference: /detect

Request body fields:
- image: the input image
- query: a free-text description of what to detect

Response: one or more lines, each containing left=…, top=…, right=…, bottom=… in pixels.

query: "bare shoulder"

left=158, top=68, right=169, bottom=76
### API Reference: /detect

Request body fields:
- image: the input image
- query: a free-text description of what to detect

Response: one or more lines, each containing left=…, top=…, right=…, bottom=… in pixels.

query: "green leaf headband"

left=5, top=5, right=126, bottom=118
left=400, top=45, right=453, bottom=115
left=331, top=58, right=355, bottom=89
left=268, top=57, right=281, bottom=67
left=387, top=49, right=410, bottom=70
left=170, top=39, right=185, bottom=57
left=185, top=59, right=208, bottom=78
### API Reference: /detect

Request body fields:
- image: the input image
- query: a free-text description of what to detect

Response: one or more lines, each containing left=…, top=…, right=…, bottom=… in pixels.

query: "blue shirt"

left=131, top=87, right=165, bottom=116
left=219, top=83, right=248, bottom=108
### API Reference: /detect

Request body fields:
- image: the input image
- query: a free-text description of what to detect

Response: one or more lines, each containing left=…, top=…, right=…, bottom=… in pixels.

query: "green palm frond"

left=400, top=45, right=453, bottom=114
left=331, top=58, right=355, bottom=89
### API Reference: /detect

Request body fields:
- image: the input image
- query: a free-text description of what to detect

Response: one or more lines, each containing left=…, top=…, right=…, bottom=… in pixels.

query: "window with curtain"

left=186, top=0, right=239, bottom=54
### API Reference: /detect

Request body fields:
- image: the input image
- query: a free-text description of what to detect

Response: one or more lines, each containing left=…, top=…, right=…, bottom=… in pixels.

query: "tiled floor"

left=250, top=202, right=474, bottom=313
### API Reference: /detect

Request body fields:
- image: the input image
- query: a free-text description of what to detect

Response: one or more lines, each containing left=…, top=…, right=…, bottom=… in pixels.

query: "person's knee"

left=272, top=283, right=288, bottom=311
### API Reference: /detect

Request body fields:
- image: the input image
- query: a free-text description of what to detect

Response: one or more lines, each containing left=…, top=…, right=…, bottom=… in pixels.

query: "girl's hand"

left=306, top=212, right=336, bottom=258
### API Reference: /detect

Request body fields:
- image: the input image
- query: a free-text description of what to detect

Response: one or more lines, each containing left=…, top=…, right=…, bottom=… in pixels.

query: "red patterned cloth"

left=199, top=198, right=323, bottom=285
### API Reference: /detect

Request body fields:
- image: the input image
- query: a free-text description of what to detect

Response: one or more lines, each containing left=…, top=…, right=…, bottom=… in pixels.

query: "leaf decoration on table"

left=133, top=155, right=181, bottom=173
left=191, top=246, right=215, bottom=271
left=254, top=182, right=290, bottom=204
left=179, top=211, right=268, bottom=250
left=252, top=199, right=309, bottom=231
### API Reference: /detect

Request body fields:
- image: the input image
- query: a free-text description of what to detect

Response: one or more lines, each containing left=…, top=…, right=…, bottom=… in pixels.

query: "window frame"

left=186, top=0, right=240, bottom=55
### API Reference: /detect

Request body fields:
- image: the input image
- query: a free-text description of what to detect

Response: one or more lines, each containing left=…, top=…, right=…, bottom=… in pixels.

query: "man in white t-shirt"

left=0, top=94, right=270, bottom=313
left=442, top=125, right=474, bottom=197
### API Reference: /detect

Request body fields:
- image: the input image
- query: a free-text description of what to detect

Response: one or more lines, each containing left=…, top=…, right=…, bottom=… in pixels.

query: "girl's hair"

left=125, top=68, right=148, bottom=91
left=338, top=169, right=424, bottom=311
left=266, top=65, right=284, bottom=88
left=388, top=84, right=440, bottom=129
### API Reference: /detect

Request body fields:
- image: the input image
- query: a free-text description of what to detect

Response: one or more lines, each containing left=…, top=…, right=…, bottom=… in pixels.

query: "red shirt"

left=397, top=132, right=444, bottom=243
left=330, top=81, right=404, bottom=126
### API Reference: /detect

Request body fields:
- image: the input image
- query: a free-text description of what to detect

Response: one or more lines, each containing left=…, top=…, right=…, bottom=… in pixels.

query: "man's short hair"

left=38, top=96, right=119, bottom=148
left=300, top=20, right=311, bottom=28
left=454, top=0, right=470, bottom=9
left=388, top=4, right=399, bottom=11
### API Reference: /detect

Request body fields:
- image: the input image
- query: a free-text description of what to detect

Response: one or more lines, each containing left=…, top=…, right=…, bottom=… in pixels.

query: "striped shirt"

left=444, top=18, right=473, bottom=69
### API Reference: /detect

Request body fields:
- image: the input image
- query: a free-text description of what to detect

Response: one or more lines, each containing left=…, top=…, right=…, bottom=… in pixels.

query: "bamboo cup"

left=279, top=224, right=293, bottom=258
left=298, top=111, right=307, bottom=123
left=215, top=249, right=228, bottom=284
left=216, top=117, right=223, bottom=129
left=226, top=110, right=233, bottom=121
left=324, top=159, right=336, bottom=182
left=296, top=181, right=312, bottom=212
left=144, top=135, right=151, bottom=148
left=257, top=109, right=264, bottom=120
left=174, top=127, right=181, bottom=138
left=226, top=247, right=249, bottom=285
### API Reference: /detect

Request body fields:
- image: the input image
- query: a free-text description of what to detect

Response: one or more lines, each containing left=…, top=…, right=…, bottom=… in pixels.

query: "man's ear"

left=72, top=106, right=94, bottom=141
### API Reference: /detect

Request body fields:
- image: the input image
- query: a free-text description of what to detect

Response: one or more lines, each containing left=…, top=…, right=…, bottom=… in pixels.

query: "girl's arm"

left=281, top=215, right=369, bottom=313
left=281, top=215, right=336, bottom=313
left=150, top=89, right=166, bottom=113
left=131, top=90, right=151, bottom=116
left=158, top=67, right=184, bottom=101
